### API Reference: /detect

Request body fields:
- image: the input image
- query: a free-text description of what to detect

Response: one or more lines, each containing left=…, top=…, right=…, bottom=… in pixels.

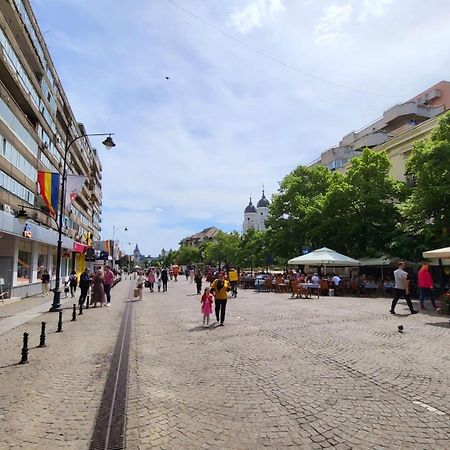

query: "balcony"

left=353, top=132, right=388, bottom=150
left=384, top=102, right=444, bottom=123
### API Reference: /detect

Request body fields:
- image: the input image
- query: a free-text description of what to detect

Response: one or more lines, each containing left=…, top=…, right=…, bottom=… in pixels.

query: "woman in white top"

left=136, top=272, right=146, bottom=301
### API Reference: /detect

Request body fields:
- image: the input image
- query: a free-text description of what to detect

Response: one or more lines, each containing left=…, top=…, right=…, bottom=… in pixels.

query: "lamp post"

left=112, top=225, right=127, bottom=269
left=49, top=130, right=115, bottom=312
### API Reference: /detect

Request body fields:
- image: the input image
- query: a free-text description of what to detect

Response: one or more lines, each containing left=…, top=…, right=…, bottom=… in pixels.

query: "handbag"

left=144, top=280, right=150, bottom=288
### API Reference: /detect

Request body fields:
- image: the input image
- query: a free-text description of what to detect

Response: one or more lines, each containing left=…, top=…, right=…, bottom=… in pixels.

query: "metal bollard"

left=57, top=310, right=63, bottom=333
left=86, top=294, right=90, bottom=309
left=19, top=332, right=29, bottom=364
left=38, top=322, right=46, bottom=348
left=72, top=304, right=77, bottom=321
left=79, top=302, right=83, bottom=315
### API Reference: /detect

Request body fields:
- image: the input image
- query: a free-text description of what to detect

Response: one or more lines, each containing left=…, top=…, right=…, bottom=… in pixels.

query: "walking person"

left=390, top=262, right=418, bottom=315
left=185, top=267, right=189, bottom=281
left=103, top=265, right=115, bottom=307
left=136, top=272, right=146, bottom=301
left=161, top=267, right=169, bottom=292
left=78, top=268, right=91, bottom=305
left=91, top=269, right=106, bottom=307
left=41, top=269, right=50, bottom=296
left=69, top=270, right=78, bottom=297
left=200, top=287, right=214, bottom=327
left=210, top=272, right=230, bottom=326
left=189, top=268, right=195, bottom=284
left=194, top=270, right=203, bottom=294
left=418, top=264, right=436, bottom=310
left=147, top=268, right=156, bottom=292
left=228, top=267, right=239, bottom=298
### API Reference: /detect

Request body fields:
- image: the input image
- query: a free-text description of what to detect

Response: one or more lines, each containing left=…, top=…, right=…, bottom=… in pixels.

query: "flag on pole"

left=37, top=171, right=59, bottom=218
left=65, top=175, right=87, bottom=205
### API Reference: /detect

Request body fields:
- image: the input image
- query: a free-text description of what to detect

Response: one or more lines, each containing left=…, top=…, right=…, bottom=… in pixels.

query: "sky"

left=32, top=0, right=450, bottom=256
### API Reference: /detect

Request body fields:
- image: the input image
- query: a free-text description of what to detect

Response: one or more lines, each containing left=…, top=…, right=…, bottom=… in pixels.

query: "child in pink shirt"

left=201, top=287, right=214, bottom=327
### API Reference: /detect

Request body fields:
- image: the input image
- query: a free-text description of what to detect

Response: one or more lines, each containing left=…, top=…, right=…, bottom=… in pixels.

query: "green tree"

left=203, top=231, right=240, bottom=267
left=176, top=245, right=202, bottom=265
left=316, top=149, right=402, bottom=256
left=400, top=111, right=450, bottom=255
left=265, top=165, right=334, bottom=260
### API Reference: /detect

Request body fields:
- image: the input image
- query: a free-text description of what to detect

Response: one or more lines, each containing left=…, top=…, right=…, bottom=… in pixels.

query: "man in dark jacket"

left=161, top=268, right=169, bottom=292
left=79, top=268, right=91, bottom=305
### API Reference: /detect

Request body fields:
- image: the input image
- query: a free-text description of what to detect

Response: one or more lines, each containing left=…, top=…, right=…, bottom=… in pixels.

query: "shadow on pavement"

left=425, top=321, right=450, bottom=329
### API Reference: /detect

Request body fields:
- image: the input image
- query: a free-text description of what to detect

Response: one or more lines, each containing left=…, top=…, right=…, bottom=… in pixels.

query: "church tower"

left=133, top=244, right=141, bottom=265
left=256, top=189, right=270, bottom=231
left=243, top=197, right=258, bottom=234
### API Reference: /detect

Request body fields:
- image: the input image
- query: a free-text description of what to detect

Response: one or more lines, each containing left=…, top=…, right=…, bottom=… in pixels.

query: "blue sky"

left=33, top=0, right=450, bottom=256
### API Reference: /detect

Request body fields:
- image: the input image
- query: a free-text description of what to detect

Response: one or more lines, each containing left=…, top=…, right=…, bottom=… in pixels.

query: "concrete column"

left=12, top=239, right=18, bottom=286
left=31, top=241, right=39, bottom=283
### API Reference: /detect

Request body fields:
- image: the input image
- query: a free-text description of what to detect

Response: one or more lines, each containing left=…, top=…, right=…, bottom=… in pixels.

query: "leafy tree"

left=265, top=165, right=334, bottom=260
left=203, top=231, right=240, bottom=267
left=400, top=111, right=450, bottom=254
left=176, top=245, right=202, bottom=265
left=238, top=228, right=268, bottom=269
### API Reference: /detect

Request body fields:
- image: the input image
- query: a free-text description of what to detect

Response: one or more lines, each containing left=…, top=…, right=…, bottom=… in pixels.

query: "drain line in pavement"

left=90, top=298, right=133, bottom=450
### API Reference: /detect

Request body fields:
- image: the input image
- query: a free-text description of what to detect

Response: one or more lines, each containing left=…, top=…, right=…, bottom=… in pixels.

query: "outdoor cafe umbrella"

left=288, top=247, right=361, bottom=273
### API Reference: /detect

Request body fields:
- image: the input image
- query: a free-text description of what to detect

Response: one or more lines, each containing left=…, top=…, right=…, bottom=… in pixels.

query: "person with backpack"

left=69, top=270, right=78, bottom=297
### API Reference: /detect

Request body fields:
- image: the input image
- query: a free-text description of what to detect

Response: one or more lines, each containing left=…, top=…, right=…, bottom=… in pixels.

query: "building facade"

left=309, top=81, right=450, bottom=178
left=0, top=0, right=103, bottom=298
left=243, top=190, right=270, bottom=233
left=179, top=227, right=221, bottom=248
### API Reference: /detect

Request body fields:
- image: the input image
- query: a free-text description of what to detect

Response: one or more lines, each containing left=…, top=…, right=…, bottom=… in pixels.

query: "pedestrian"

left=157, top=275, right=162, bottom=292
left=210, top=272, right=230, bottom=326
left=194, top=270, right=203, bottom=294
left=92, top=269, right=105, bottom=307
left=161, top=267, right=168, bottom=292
left=331, top=273, right=341, bottom=296
left=69, top=270, right=78, bottom=297
left=390, top=261, right=418, bottom=315
left=103, top=265, right=115, bottom=307
left=147, top=268, right=156, bottom=292
left=200, top=287, right=214, bottom=327
left=418, top=264, right=436, bottom=310
left=173, top=265, right=179, bottom=281
left=63, top=276, right=70, bottom=298
left=189, top=268, right=195, bottom=284
left=169, top=268, right=173, bottom=281
left=185, top=267, right=189, bottom=281
left=228, top=267, right=239, bottom=298
left=41, top=269, right=50, bottom=296
left=78, top=268, right=91, bottom=305
left=136, top=271, right=146, bottom=301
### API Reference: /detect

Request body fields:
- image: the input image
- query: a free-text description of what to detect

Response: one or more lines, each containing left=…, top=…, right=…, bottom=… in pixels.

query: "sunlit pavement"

left=126, top=281, right=450, bottom=449
left=1, top=278, right=449, bottom=449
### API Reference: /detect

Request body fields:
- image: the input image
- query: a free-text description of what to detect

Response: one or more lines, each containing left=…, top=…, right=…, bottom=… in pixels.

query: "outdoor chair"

left=320, top=279, right=329, bottom=296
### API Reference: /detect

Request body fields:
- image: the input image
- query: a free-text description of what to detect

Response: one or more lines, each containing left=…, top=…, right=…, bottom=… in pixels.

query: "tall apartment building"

left=309, top=81, right=450, bottom=178
left=0, top=0, right=103, bottom=298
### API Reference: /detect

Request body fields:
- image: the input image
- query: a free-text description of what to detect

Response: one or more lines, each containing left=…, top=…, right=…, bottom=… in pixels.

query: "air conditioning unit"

left=3, top=205, right=13, bottom=215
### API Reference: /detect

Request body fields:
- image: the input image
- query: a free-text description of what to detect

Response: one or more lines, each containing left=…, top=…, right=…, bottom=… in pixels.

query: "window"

left=17, top=241, right=32, bottom=284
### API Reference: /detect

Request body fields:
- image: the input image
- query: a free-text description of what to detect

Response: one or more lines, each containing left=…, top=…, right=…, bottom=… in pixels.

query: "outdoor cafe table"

left=298, top=283, right=320, bottom=298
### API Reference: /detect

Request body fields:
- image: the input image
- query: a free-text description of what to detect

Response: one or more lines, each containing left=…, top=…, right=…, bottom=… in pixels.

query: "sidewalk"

left=0, top=278, right=132, bottom=450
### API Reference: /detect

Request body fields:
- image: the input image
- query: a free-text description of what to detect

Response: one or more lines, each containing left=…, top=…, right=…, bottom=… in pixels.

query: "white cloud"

left=228, top=0, right=286, bottom=34
left=358, top=0, right=394, bottom=21
left=315, top=3, right=353, bottom=44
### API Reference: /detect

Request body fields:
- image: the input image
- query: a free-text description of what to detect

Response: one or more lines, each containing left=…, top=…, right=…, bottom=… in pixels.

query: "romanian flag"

left=37, top=171, right=60, bottom=218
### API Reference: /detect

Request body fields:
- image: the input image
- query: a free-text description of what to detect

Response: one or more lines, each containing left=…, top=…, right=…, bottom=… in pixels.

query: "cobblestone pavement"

left=1, top=278, right=449, bottom=449
left=0, top=278, right=132, bottom=450
left=127, top=281, right=450, bottom=449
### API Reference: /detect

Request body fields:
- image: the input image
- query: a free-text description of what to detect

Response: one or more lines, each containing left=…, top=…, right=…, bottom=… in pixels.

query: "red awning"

left=73, top=242, right=87, bottom=253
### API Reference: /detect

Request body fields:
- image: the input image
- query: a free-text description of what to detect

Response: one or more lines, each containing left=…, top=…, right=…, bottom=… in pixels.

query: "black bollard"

left=86, top=294, right=90, bottom=309
left=79, top=302, right=83, bottom=315
left=19, top=332, right=29, bottom=364
left=38, top=322, right=46, bottom=348
left=57, top=310, right=63, bottom=333
left=72, top=303, right=77, bottom=321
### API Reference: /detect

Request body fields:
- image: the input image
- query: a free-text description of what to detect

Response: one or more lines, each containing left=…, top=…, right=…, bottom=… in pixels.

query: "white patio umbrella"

left=288, top=247, right=361, bottom=273
left=422, top=247, right=450, bottom=259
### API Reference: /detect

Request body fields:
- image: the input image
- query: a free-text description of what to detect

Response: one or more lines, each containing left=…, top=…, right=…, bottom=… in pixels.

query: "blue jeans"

left=419, top=288, right=436, bottom=307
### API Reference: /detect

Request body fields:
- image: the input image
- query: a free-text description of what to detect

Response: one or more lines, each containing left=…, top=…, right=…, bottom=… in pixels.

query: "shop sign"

left=23, top=222, right=32, bottom=238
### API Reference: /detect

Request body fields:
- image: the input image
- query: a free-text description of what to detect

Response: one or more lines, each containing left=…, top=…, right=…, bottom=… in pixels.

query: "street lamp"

left=50, top=130, right=116, bottom=312
left=112, top=225, right=127, bottom=268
